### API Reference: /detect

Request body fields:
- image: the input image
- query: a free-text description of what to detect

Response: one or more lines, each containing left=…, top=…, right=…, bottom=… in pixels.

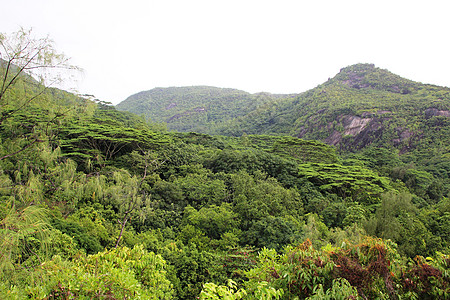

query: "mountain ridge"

left=116, top=85, right=297, bottom=132
left=116, top=63, right=450, bottom=155
left=215, top=63, right=450, bottom=153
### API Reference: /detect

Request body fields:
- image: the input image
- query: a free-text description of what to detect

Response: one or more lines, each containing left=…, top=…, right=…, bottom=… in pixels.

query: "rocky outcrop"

left=425, top=108, right=450, bottom=118
left=324, top=115, right=384, bottom=149
left=165, top=102, right=177, bottom=110
left=342, top=115, right=372, bottom=136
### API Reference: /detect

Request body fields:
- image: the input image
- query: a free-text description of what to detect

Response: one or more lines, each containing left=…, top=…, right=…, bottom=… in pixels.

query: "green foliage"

left=59, top=115, right=170, bottom=169
left=245, top=216, right=302, bottom=251
left=230, top=170, right=303, bottom=232
left=365, top=191, right=442, bottom=257
left=344, top=146, right=402, bottom=175
left=307, top=278, right=358, bottom=300
left=183, top=203, right=239, bottom=240
left=51, top=217, right=103, bottom=254
left=298, top=163, right=391, bottom=202
left=243, top=237, right=450, bottom=299
left=246, top=240, right=335, bottom=299
left=0, top=204, right=50, bottom=278
left=245, top=281, right=284, bottom=300
left=174, top=171, right=228, bottom=208
left=200, top=279, right=247, bottom=300
left=301, top=214, right=330, bottom=248
left=21, top=245, right=173, bottom=299
left=67, top=206, right=112, bottom=247
left=200, top=279, right=284, bottom=300
left=116, top=86, right=280, bottom=133
left=271, top=136, right=338, bottom=164
left=164, top=244, right=219, bottom=299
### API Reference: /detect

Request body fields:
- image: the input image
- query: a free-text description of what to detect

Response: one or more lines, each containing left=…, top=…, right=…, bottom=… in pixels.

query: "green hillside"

left=217, top=64, right=450, bottom=151
left=116, top=86, right=294, bottom=132
left=117, top=64, right=450, bottom=160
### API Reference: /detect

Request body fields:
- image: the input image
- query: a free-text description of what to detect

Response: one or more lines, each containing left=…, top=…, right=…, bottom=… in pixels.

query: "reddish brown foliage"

left=270, top=267, right=280, bottom=279
left=46, top=283, right=73, bottom=300
left=332, top=253, right=370, bottom=290
left=331, top=242, right=396, bottom=298
left=315, top=257, right=324, bottom=268
left=298, top=239, right=312, bottom=251
left=402, top=258, right=443, bottom=294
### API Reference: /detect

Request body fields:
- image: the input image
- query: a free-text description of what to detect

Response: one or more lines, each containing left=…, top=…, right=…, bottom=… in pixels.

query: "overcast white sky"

left=2, top=0, right=450, bottom=104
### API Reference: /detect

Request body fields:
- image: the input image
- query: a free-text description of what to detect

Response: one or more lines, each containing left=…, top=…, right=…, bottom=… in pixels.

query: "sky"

left=1, top=0, right=450, bottom=105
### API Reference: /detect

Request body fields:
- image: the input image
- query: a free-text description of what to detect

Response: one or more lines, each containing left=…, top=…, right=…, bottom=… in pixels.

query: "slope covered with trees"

left=1, top=30, right=449, bottom=299
left=116, top=86, right=294, bottom=133
left=215, top=64, right=449, bottom=152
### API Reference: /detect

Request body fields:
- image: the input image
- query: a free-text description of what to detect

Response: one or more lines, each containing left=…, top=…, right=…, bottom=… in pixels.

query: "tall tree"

left=103, top=150, right=163, bottom=248
left=0, top=28, right=80, bottom=161
left=0, top=27, right=79, bottom=122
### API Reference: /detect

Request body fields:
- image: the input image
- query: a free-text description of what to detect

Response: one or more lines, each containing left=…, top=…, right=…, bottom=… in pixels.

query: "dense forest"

left=1, top=29, right=449, bottom=299
left=116, top=86, right=296, bottom=133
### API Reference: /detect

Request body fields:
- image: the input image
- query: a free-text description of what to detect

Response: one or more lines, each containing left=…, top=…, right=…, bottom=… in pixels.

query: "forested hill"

left=216, top=63, right=450, bottom=152
left=116, top=86, right=296, bottom=132
left=118, top=64, right=449, bottom=156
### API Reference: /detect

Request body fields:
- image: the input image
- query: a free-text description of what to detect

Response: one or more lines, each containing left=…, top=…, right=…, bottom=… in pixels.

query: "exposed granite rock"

left=425, top=108, right=450, bottom=118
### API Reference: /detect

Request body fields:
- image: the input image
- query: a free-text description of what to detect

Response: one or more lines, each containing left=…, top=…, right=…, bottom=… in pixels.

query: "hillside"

left=117, top=64, right=450, bottom=159
left=216, top=64, right=450, bottom=152
left=116, top=86, right=295, bottom=132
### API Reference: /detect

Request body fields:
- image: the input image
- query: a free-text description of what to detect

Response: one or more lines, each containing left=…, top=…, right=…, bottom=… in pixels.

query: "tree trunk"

left=115, top=216, right=128, bottom=248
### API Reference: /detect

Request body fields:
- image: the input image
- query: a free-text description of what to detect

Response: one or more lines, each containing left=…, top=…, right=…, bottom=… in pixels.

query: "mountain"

left=116, top=86, right=296, bottom=132
left=117, top=64, right=449, bottom=155
left=215, top=63, right=450, bottom=152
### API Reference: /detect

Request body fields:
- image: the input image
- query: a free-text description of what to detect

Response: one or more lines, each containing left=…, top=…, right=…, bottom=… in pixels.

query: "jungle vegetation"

left=0, top=29, right=449, bottom=299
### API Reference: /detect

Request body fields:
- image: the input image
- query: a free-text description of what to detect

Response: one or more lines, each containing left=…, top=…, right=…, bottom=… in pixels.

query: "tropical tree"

left=0, top=28, right=81, bottom=163
left=0, top=27, right=79, bottom=123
